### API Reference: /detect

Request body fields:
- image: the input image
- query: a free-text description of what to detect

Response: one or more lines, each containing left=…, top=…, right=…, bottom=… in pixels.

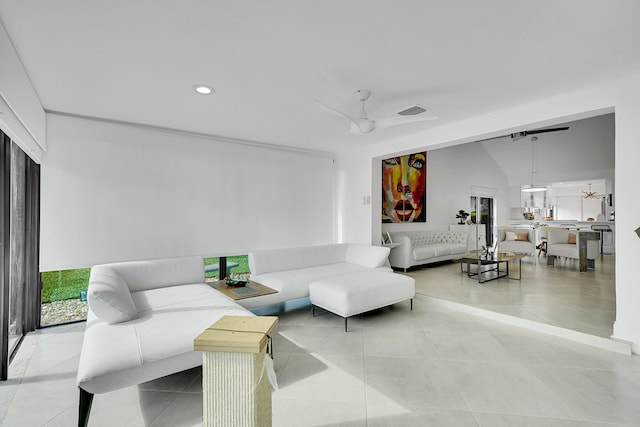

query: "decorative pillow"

left=568, top=233, right=577, bottom=244
left=87, top=267, right=138, bottom=324
left=505, top=231, right=516, bottom=241
left=516, top=232, right=529, bottom=241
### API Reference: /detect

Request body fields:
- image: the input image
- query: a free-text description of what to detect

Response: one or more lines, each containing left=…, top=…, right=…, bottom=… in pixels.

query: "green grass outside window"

left=41, top=255, right=251, bottom=303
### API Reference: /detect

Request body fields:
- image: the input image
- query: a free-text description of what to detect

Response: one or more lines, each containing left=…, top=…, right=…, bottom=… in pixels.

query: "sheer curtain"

left=0, top=129, right=40, bottom=381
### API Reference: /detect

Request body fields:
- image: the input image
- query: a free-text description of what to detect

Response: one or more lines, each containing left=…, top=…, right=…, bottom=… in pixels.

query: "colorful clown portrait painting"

left=382, top=151, right=427, bottom=223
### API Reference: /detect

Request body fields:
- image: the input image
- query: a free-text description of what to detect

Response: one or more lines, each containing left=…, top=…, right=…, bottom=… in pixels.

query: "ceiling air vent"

left=397, top=105, right=427, bottom=116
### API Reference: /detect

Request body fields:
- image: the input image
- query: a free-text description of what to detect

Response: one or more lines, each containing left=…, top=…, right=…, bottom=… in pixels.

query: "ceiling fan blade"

left=478, top=126, right=570, bottom=143
left=314, top=99, right=357, bottom=125
left=523, top=127, right=570, bottom=135
left=475, top=135, right=510, bottom=143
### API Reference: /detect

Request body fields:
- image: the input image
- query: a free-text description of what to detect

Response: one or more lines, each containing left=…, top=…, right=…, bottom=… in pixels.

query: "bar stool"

left=591, top=224, right=612, bottom=254
left=537, top=226, right=548, bottom=257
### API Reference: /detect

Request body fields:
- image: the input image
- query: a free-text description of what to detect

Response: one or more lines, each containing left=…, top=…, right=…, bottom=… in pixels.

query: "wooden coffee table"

left=460, top=252, right=525, bottom=283
left=210, top=280, right=277, bottom=300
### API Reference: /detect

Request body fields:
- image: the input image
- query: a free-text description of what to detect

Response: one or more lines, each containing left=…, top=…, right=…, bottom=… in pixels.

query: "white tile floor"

left=410, top=254, right=617, bottom=339
left=3, top=254, right=639, bottom=426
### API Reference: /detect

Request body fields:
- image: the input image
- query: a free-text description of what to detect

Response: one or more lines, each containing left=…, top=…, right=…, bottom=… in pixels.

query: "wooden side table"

left=194, top=315, right=278, bottom=427
left=210, top=280, right=278, bottom=301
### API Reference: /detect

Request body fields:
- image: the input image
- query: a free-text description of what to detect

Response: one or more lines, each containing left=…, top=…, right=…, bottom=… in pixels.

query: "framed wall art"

left=382, top=151, right=427, bottom=223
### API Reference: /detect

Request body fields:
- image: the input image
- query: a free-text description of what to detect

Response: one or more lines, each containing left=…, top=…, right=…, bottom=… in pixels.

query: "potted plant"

left=455, top=210, right=469, bottom=225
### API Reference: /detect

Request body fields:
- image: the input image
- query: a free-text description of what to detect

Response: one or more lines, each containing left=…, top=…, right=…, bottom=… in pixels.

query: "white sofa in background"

left=387, top=230, right=468, bottom=271
left=76, top=256, right=253, bottom=426
left=248, top=243, right=415, bottom=327
left=496, top=227, right=536, bottom=255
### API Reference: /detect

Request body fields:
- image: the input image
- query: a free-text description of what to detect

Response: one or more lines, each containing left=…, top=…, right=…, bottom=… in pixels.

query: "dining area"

left=509, top=221, right=614, bottom=272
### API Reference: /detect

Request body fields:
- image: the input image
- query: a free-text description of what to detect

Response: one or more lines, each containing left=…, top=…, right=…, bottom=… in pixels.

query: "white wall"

left=40, top=114, right=336, bottom=270
left=337, top=71, right=640, bottom=353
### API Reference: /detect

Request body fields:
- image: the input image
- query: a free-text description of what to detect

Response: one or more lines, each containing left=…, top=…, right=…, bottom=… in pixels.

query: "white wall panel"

left=40, top=114, right=335, bottom=270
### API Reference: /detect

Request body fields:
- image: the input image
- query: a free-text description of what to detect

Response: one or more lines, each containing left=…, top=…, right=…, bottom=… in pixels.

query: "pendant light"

left=521, top=136, right=546, bottom=192
left=582, top=183, right=598, bottom=199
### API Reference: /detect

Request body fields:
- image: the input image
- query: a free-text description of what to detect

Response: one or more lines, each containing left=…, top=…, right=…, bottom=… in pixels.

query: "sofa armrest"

left=388, top=234, right=413, bottom=269
left=345, top=244, right=390, bottom=268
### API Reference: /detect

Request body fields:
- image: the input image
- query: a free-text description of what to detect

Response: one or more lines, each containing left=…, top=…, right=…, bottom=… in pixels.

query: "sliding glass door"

left=471, top=195, right=495, bottom=248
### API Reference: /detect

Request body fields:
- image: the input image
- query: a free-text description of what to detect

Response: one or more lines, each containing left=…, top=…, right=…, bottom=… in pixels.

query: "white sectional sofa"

left=77, top=244, right=414, bottom=424
left=388, top=230, right=468, bottom=271
left=248, top=243, right=415, bottom=330
left=76, top=256, right=253, bottom=426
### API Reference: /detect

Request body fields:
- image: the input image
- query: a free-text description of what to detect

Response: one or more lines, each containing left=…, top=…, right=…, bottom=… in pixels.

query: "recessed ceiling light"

left=193, top=85, right=214, bottom=95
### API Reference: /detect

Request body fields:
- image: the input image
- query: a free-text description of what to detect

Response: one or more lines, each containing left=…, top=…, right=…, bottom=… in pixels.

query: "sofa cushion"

left=499, top=240, right=535, bottom=254
left=413, top=245, right=438, bottom=261
left=301, top=244, right=349, bottom=267
left=450, top=244, right=468, bottom=255
left=247, top=263, right=376, bottom=305
left=249, top=243, right=388, bottom=275
left=87, top=266, right=138, bottom=324
left=249, top=244, right=351, bottom=275
left=249, top=247, right=305, bottom=276
left=548, top=243, right=578, bottom=258
left=516, top=232, right=529, bottom=241
left=505, top=231, right=516, bottom=241
left=568, top=233, right=576, bottom=244
left=345, top=244, right=389, bottom=268
left=106, top=256, right=205, bottom=292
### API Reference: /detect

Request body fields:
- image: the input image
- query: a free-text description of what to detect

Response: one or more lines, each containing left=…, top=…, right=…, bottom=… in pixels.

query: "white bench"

left=309, top=270, right=415, bottom=331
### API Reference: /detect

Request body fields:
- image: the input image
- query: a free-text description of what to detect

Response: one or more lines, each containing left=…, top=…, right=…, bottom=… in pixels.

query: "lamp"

left=582, top=183, right=598, bottom=199
left=521, top=137, right=546, bottom=193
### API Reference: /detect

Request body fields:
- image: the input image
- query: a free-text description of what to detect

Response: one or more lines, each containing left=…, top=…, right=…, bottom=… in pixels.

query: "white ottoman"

left=308, top=270, right=415, bottom=331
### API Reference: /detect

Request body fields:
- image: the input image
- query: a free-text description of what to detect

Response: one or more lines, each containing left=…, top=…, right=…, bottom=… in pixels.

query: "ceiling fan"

left=315, top=90, right=438, bottom=134
left=479, top=126, right=570, bottom=143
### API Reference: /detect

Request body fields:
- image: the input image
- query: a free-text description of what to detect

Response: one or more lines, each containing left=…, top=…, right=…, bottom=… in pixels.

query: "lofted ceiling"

left=1, top=1, right=639, bottom=154
left=479, top=114, right=615, bottom=187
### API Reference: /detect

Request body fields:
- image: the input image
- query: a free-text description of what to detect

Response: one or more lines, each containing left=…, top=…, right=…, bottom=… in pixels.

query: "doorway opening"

left=470, top=195, right=495, bottom=248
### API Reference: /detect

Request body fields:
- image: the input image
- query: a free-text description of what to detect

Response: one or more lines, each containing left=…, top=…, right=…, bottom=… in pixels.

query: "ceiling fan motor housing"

left=358, top=118, right=375, bottom=133
left=354, top=89, right=372, bottom=101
